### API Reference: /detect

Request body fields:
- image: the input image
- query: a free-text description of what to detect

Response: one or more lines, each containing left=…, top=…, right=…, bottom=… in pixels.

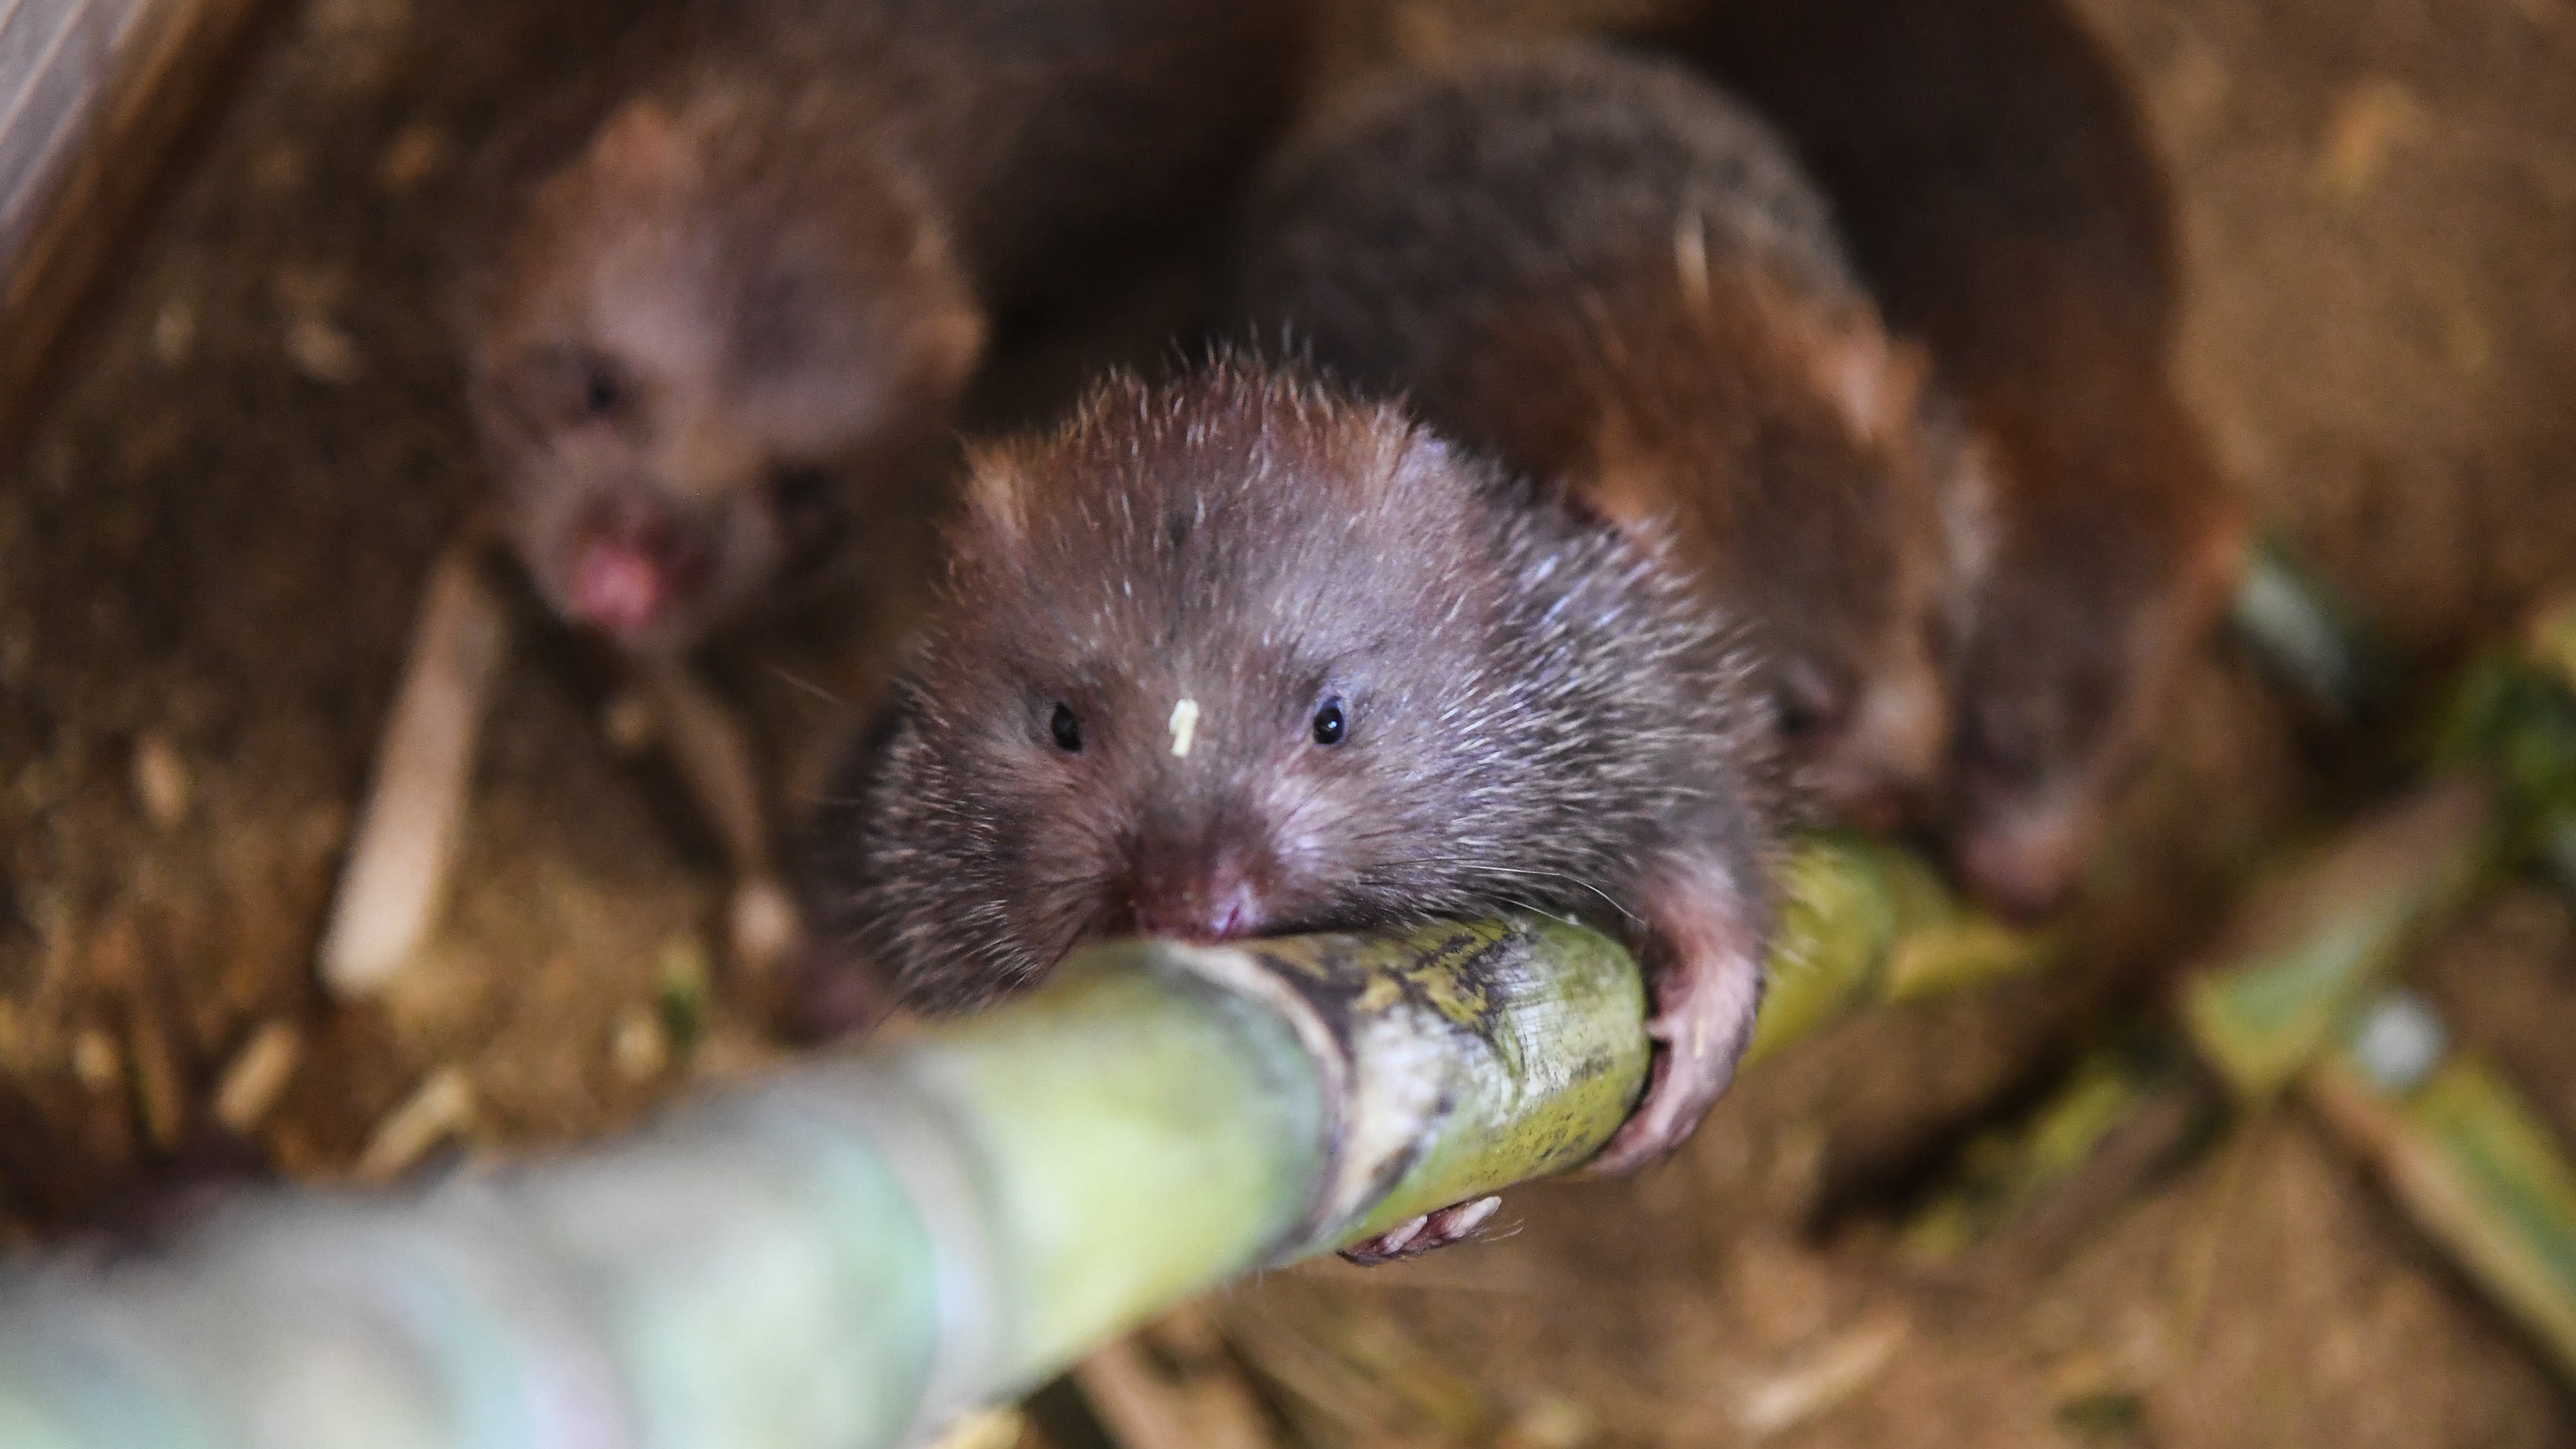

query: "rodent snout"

left=565, top=498, right=715, bottom=640
left=1952, top=799, right=2090, bottom=923
left=1117, top=844, right=1271, bottom=944
left=1810, top=674, right=1949, bottom=831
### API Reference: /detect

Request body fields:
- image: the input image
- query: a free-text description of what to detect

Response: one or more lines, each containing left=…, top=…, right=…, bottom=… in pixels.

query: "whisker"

left=1390, top=855, right=1644, bottom=928
left=768, top=666, right=844, bottom=705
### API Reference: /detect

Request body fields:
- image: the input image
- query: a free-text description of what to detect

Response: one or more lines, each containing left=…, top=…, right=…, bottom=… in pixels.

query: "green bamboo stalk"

left=2307, top=993, right=2576, bottom=1379
left=1897, top=771, right=2576, bottom=1388
left=1898, top=1041, right=2192, bottom=1264
left=1749, top=833, right=2059, bottom=1065
left=2183, top=777, right=2497, bottom=1099
left=0, top=833, right=2044, bottom=1449
left=1894, top=780, right=2496, bottom=1260
left=0, top=920, right=1644, bottom=1449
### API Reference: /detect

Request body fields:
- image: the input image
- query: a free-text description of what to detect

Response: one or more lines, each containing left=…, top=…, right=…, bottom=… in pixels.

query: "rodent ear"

left=1808, top=316, right=1931, bottom=448
left=590, top=99, right=692, bottom=193
left=1583, top=409, right=1678, bottom=538
left=2177, top=488, right=2254, bottom=615
left=957, top=449, right=1029, bottom=551
left=913, top=304, right=989, bottom=399
left=1934, top=425, right=2007, bottom=612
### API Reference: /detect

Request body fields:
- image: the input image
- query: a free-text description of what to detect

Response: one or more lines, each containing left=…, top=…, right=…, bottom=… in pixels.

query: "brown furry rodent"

left=810, top=360, right=1782, bottom=1189
left=1228, top=43, right=1976, bottom=830
left=1652, top=0, right=2248, bottom=916
left=462, top=0, right=1306, bottom=653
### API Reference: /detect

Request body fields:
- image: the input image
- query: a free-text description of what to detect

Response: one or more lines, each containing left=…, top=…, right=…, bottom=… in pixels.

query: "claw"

left=1587, top=919, right=1765, bottom=1176
left=1430, top=1195, right=1502, bottom=1238
left=1336, top=1194, right=1503, bottom=1265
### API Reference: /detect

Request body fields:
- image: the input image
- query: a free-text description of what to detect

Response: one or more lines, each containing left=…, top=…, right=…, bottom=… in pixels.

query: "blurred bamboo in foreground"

left=0, top=920, right=1642, bottom=1449
left=0, top=828, right=2055, bottom=1449
left=2188, top=779, right=2576, bottom=1385
left=2182, top=781, right=2497, bottom=1097
left=1898, top=779, right=2496, bottom=1267
left=2309, top=993, right=2576, bottom=1376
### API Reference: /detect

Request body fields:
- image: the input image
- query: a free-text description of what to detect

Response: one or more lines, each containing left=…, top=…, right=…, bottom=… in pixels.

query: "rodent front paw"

left=1337, top=1195, right=1502, bottom=1265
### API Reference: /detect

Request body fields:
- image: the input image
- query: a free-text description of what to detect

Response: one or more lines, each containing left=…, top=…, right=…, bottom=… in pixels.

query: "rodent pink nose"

left=567, top=503, right=715, bottom=639
left=1956, top=820, right=2083, bottom=923
left=1129, top=875, right=1265, bottom=943
left=1836, top=784, right=1911, bottom=835
left=1809, top=751, right=1931, bottom=833
left=572, top=538, right=671, bottom=635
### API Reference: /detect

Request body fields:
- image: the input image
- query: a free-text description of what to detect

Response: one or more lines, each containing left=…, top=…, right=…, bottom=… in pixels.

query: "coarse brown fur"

left=461, top=0, right=1308, bottom=653
left=1229, top=42, right=1969, bottom=828
left=811, top=359, right=1782, bottom=1174
left=1653, top=0, right=2249, bottom=915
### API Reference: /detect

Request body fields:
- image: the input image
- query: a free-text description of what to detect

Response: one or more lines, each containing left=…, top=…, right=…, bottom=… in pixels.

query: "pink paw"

left=1337, top=1195, right=1503, bottom=1265
left=1587, top=927, right=1764, bottom=1176
left=1585, top=1010, right=1742, bottom=1175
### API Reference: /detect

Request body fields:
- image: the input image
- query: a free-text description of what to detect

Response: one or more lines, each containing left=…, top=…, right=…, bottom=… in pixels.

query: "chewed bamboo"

left=0, top=829, right=2055, bottom=1449
left=0, top=919, right=1647, bottom=1449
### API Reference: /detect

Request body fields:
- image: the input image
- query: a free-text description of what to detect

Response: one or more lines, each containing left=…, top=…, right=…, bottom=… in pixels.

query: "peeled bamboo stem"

left=0, top=920, right=1646, bottom=1449
left=0, top=831, right=2050, bottom=1447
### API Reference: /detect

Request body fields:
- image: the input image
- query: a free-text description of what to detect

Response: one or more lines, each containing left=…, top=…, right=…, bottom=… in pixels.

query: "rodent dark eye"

left=581, top=366, right=623, bottom=419
left=1966, top=709, right=2040, bottom=785
left=1777, top=661, right=1847, bottom=742
left=770, top=464, right=835, bottom=515
left=1049, top=703, right=1083, bottom=753
left=768, top=463, right=851, bottom=569
left=1310, top=698, right=1347, bottom=747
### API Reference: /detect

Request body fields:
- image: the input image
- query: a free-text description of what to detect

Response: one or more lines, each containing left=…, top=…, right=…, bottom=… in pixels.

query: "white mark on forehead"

left=1169, top=698, right=1201, bottom=758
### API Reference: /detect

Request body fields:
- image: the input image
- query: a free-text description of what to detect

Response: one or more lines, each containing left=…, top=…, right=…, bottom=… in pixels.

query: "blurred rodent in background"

left=1649, top=0, right=2248, bottom=918
left=1229, top=42, right=1982, bottom=841
left=324, top=0, right=1311, bottom=988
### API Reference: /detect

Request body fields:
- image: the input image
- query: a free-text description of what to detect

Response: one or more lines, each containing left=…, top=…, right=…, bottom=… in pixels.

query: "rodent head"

left=1946, top=405, right=2245, bottom=919
left=1581, top=273, right=1953, bottom=829
left=467, top=84, right=986, bottom=652
left=853, top=365, right=1541, bottom=1004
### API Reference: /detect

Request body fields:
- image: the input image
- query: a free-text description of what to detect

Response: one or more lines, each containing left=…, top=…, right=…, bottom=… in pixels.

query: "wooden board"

left=0, top=0, right=275, bottom=455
